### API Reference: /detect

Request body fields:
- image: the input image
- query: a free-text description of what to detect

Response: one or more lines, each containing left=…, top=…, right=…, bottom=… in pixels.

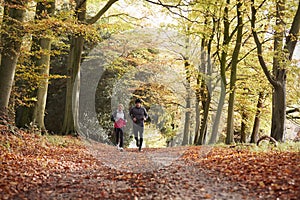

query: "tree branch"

left=251, top=0, right=277, bottom=87
left=75, top=0, right=87, bottom=11
left=144, top=0, right=184, bottom=8
left=238, top=38, right=273, bottom=63
left=86, top=0, right=119, bottom=24
left=285, top=0, right=300, bottom=60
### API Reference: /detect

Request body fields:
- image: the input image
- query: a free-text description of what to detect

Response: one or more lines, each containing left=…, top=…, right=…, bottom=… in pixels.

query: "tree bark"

left=197, top=38, right=211, bottom=145
left=194, top=86, right=201, bottom=143
left=194, top=38, right=206, bottom=145
left=32, top=38, right=52, bottom=131
left=61, top=0, right=118, bottom=135
left=250, top=92, right=264, bottom=143
left=209, top=0, right=230, bottom=144
left=0, top=0, right=28, bottom=114
left=270, top=0, right=286, bottom=141
left=240, top=111, right=247, bottom=143
left=62, top=35, right=84, bottom=135
left=225, top=0, right=243, bottom=144
left=251, top=0, right=300, bottom=142
left=182, top=59, right=191, bottom=145
left=31, top=1, right=55, bottom=131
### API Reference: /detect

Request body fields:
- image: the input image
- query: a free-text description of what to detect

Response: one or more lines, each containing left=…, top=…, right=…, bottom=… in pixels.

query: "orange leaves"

left=183, top=146, right=300, bottom=199
left=1, top=126, right=299, bottom=199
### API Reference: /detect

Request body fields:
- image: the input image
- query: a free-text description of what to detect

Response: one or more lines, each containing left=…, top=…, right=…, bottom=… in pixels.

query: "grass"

left=43, top=134, right=82, bottom=147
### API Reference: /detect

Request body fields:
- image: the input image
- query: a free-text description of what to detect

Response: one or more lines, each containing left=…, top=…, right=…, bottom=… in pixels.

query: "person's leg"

left=138, top=126, right=144, bottom=151
left=119, top=129, right=124, bottom=148
left=115, top=128, right=120, bottom=148
left=133, top=123, right=139, bottom=147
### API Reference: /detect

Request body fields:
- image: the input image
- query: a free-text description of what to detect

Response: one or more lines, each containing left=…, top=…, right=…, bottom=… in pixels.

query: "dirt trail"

left=11, top=144, right=254, bottom=200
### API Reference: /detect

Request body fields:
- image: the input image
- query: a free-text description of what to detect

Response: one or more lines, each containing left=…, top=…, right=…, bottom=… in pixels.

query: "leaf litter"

left=1, top=127, right=299, bottom=199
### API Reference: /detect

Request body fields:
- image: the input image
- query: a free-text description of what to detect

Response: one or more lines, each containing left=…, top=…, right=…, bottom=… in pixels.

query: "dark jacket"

left=129, top=106, right=148, bottom=126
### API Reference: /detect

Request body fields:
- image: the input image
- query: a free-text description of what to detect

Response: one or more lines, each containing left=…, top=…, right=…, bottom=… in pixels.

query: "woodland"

left=0, top=0, right=300, bottom=199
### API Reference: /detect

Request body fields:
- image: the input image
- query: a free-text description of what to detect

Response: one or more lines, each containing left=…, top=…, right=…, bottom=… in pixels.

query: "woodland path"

left=1, top=131, right=299, bottom=200
left=3, top=144, right=253, bottom=200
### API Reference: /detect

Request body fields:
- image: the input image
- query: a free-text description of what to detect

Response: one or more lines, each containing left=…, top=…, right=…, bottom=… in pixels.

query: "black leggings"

left=115, top=128, right=123, bottom=148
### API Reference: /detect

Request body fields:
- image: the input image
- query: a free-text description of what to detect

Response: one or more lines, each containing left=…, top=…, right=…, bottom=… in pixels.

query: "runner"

left=111, top=104, right=127, bottom=151
left=129, top=99, right=148, bottom=152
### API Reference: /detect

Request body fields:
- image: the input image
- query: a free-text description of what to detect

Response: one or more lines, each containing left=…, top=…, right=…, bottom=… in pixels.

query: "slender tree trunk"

left=197, top=38, right=210, bottom=145
left=182, top=95, right=191, bottom=145
left=0, top=0, right=27, bottom=114
left=198, top=90, right=210, bottom=145
left=32, top=38, right=52, bottom=131
left=240, top=111, right=247, bottom=143
left=250, top=92, right=264, bottom=143
left=182, top=59, right=191, bottom=145
left=194, top=93, right=200, bottom=143
left=225, top=0, right=243, bottom=144
left=194, top=38, right=206, bottom=144
left=209, top=0, right=230, bottom=144
left=31, top=1, right=55, bottom=131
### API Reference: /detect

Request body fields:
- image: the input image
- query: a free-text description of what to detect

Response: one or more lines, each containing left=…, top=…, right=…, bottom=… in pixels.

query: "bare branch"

left=144, top=0, right=184, bottom=8
left=86, top=0, right=118, bottom=24
left=238, top=38, right=273, bottom=63
left=251, top=0, right=277, bottom=87
left=285, top=0, right=300, bottom=60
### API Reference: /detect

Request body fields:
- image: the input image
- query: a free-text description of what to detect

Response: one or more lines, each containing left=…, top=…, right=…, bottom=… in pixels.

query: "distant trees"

left=145, top=0, right=300, bottom=144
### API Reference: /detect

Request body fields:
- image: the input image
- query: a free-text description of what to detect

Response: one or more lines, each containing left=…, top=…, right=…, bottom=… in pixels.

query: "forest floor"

left=1, top=125, right=300, bottom=200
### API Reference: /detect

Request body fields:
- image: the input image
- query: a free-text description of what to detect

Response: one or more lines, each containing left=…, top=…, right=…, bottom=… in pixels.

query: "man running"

left=129, top=99, right=148, bottom=152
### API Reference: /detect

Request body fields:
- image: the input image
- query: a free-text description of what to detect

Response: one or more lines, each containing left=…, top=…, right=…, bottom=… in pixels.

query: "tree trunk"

left=194, top=38, right=206, bottom=145
left=194, top=94, right=200, bottom=144
left=250, top=92, right=264, bottom=143
left=197, top=38, right=211, bottom=145
left=198, top=90, right=210, bottom=145
left=182, top=59, right=191, bottom=145
left=270, top=0, right=285, bottom=142
left=209, top=0, right=230, bottom=144
left=251, top=0, right=300, bottom=142
left=61, top=0, right=86, bottom=135
left=14, top=1, right=55, bottom=130
left=61, top=0, right=118, bottom=135
left=0, top=0, right=27, bottom=114
left=225, top=0, right=243, bottom=144
left=240, top=111, right=247, bottom=143
left=271, top=76, right=286, bottom=141
left=61, top=35, right=84, bottom=135
left=31, top=1, right=55, bottom=131
left=32, top=38, right=52, bottom=131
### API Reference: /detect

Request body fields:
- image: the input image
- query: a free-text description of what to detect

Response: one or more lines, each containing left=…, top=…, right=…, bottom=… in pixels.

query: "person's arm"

left=143, top=107, right=148, bottom=120
left=130, top=108, right=137, bottom=122
left=111, top=111, right=116, bottom=122
left=129, top=108, right=133, bottom=119
left=123, top=111, right=127, bottom=122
